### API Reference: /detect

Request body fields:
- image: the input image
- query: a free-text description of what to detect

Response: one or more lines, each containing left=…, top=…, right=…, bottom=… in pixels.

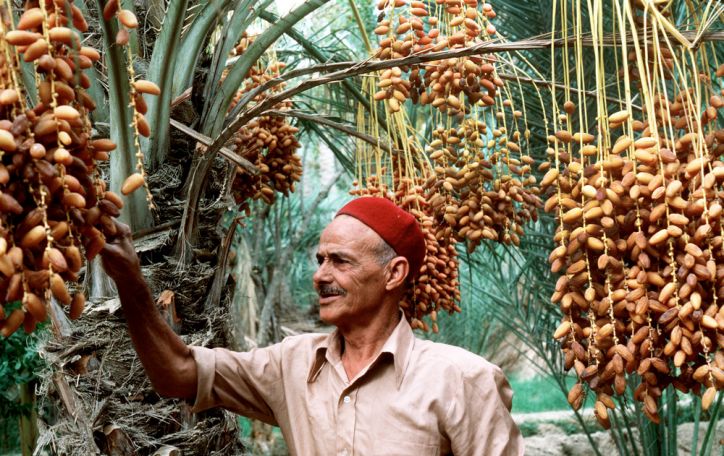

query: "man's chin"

left=318, top=303, right=340, bottom=324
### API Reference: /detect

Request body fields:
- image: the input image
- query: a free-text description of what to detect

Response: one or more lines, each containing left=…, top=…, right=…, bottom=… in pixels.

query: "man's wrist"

left=115, top=269, right=152, bottom=300
left=123, top=270, right=146, bottom=287
left=104, top=258, right=142, bottom=283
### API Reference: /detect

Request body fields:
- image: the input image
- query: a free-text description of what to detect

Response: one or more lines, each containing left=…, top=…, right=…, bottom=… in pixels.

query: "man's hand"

left=99, top=220, right=141, bottom=283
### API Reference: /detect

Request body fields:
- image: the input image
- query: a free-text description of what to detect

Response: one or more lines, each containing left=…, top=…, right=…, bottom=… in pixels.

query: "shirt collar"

left=306, top=315, right=415, bottom=389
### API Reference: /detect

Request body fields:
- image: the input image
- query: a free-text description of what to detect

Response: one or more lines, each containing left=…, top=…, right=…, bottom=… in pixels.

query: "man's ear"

left=385, top=257, right=409, bottom=291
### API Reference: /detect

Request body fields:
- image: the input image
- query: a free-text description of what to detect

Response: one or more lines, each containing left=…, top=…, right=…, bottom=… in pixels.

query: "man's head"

left=313, top=198, right=425, bottom=329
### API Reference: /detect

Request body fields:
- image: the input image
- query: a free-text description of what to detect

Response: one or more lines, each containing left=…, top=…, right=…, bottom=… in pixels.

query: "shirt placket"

left=335, top=386, right=357, bottom=456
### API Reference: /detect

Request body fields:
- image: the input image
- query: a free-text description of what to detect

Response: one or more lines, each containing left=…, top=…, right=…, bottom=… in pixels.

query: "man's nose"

left=313, top=260, right=330, bottom=285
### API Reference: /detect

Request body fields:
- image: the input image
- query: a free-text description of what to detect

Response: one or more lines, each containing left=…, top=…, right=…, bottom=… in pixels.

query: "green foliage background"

left=0, top=318, right=44, bottom=453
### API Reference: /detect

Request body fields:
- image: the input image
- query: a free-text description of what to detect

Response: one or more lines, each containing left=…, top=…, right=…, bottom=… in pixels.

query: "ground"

left=522, top=418, right=723, bottom=455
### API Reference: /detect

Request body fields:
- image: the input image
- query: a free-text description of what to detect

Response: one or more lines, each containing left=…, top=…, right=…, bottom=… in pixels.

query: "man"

left=100, top=197, right=523, bottom=455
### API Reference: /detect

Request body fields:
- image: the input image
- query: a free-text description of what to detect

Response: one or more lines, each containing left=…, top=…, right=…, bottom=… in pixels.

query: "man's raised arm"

left=99, top=221, right=197, bottom=399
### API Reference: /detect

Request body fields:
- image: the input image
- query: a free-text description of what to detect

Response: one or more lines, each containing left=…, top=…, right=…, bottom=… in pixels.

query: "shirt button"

left=343, top=395, right=351, bottom=404
left=340, top=450, right=348, bottom=456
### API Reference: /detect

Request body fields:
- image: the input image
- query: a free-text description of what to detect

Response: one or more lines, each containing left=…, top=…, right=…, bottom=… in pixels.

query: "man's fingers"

left=104, top=219, right=132, bottom=242
left=115, top=220, right=132, bottom=236
left=100, top=239, right=124, bottom=257
left=99, top=238, right=139, bottom=277
left=80, top=232, right=95, bottom=255
left=100, top=236, right=135, bottom=261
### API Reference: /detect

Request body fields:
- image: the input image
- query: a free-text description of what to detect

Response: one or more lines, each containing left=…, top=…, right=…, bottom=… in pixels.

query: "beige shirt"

left=190, top=317, right=524, bottom=455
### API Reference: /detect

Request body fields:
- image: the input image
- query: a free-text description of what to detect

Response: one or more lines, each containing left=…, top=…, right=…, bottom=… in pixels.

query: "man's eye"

left=316, top=255, right=349, bottom=265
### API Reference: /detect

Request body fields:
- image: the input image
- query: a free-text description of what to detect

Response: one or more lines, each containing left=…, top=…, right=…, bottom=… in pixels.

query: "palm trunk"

left=17, top=382, right=37, bottom=456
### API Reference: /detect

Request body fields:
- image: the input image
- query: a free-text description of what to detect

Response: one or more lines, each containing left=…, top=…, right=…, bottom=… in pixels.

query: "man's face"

left=313, top=216, right=389, bottom=328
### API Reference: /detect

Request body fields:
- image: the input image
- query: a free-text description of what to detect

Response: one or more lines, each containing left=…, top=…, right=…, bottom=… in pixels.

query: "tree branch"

left=169, top=118, right=259, bottom=175
left=211, top=29, right=724, bottom=163
left=254, top=10, right=370, bottom=112
left=264, top=109, right=397, bottom=155
left=225, top=30, right=724, bottom=122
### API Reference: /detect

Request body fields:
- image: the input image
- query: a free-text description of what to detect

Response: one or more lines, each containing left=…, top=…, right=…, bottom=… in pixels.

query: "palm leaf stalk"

left=198, top=0, right=273, bottom=134
left=199, top=0, right=330, bottom=137
left=170, top=0, right=226, bottom=97
left=141, top=0, right=190, bottom=169
left=208, top=29, right=724, bottom=167
left=175, top=0, right=330, bottom=263
left=94, top=0, right=151, bottom=230
left=254, top=9, right=372, bottom=114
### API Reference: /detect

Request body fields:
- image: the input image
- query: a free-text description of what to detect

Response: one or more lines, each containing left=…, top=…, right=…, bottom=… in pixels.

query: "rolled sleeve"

left=445, top=365, right=524, bottom=456
left=190, top=346, right=217, bottom=413
left=189, top=345, right=284, bottom=425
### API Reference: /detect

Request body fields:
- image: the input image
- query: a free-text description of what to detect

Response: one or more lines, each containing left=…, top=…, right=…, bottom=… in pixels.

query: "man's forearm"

left=117, top=271, right=197, bottom=398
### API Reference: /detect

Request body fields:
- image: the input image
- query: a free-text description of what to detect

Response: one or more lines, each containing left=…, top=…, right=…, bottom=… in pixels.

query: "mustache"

left=317, top=285, right=347, bottom=297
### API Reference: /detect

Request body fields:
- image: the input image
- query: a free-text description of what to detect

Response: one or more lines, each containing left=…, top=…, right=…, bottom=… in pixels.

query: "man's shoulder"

left=277, top=332, right=330, bottom=351
left=413, top=337, right=503, bottom=380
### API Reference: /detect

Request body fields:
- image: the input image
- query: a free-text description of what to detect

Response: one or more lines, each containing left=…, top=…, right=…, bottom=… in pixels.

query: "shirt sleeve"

left=189, top=344, right=285, bottom=425
left=444, top=364, right=525, bottom=456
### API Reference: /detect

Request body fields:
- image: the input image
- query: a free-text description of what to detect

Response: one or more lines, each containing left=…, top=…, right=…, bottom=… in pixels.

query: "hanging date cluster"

left=0, top=0, right=143, bottom=336
left=229, top=33, right=302, bottom=215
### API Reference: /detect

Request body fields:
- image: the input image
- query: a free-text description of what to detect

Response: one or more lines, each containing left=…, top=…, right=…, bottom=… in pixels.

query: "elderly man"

left=100, top=197, right=523, bottom=455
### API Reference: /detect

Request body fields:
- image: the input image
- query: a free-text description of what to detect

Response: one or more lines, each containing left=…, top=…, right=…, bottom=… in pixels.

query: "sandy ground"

left=522, top=418, right=723, bottom=456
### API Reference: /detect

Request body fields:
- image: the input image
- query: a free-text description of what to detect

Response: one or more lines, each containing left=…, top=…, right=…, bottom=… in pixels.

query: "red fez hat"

left=336, top=197, right=426, bottom=278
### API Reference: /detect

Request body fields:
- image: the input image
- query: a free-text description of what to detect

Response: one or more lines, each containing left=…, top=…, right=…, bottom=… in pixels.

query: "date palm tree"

left=27, top=0, right=723, bottom=455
